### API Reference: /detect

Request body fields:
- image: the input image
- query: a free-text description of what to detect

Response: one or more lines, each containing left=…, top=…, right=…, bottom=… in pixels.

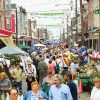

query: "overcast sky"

left=11, top=0, right=80, bottom=36
left=11, top=0, right=78, bottom=12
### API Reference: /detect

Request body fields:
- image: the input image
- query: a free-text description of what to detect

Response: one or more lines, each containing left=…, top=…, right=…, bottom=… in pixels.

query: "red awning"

left=0, top=33, right=9, bottom=37
left=23, top=36, right=38, bottom=40
left=24, top=36, right=32, bottom=40
left=0, top=28, right=12, bottom=37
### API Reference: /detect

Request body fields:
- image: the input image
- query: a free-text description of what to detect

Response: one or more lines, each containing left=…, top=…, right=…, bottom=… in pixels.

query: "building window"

left=5, top=5, right=10, bottom=9
left=5, top=11, right=11, bottom=16
left=6, top=17, right=11, bottom=30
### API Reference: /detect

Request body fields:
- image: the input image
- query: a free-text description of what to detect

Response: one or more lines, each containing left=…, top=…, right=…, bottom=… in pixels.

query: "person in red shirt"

left=48, top=60, right=55, bottom=75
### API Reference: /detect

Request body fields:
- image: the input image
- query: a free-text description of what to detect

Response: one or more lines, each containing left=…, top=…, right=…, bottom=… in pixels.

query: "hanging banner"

left=11, top=14, right=15, bottom=32
left=38, top=24, right=61, bottom=28
left=35, top=12, right=64, bottom=16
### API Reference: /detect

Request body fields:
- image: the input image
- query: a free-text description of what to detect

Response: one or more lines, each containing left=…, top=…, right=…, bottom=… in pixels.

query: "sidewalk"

left=79, top=92, right=90, bottom=100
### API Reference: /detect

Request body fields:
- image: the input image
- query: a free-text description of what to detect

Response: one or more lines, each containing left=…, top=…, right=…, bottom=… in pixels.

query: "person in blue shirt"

left=49, top=74, right=73, bottom=100
left=66, top=74, right=78, bottom=100
left=23, top=81, right=48, bottom=100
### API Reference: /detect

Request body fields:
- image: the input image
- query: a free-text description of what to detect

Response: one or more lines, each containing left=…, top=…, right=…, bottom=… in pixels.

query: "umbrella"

left=34, top=43, right=46, bottom=47
left=0, top=46, right=27, bottom=55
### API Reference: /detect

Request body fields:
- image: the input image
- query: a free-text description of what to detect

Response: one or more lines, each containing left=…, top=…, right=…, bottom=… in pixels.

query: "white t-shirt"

left=25, top=64, right=37, bottom=77
left=93, top=90, right=100, bottom=100
left=96, top=65, right=100, bottom=72
left=91, top=87, right=100, bottom=100
left=56, top=58, right=63, bottom=68
left=73, top=80, right=79, bottom=92
left=70, top=63, right=78, bottom=74
left=44, top=58, right=50, bottom=65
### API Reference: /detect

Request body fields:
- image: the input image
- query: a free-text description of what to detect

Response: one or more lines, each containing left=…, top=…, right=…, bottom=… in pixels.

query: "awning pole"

left=92, top=33, right=94, bottom=51
left=88, top=34, right=90, bottom=49
left=99, top=1, right=100, bottom=53
left=99, top=33, right=100, bottom=53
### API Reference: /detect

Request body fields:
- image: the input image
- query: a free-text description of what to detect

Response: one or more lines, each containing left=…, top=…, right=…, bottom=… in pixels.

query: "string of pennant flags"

left=34, top=12, right=64, bottom=16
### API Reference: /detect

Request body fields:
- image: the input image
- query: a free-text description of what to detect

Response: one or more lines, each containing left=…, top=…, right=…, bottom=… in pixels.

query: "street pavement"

left=22, top=72, right=91, bottom=100
left=79, top=92, right=90, bottom=100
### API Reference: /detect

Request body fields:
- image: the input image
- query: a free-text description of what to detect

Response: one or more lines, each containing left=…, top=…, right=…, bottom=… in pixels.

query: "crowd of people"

left=0, top=44, right=100, bottom=100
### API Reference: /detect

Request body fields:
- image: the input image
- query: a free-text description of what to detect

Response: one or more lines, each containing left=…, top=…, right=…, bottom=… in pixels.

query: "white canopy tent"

left=34, top=43, right=46, bottom=47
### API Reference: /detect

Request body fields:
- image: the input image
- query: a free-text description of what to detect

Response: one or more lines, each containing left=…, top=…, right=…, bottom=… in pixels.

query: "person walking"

left=25, top=61, right=36, bottom=91
left=66, top=74, right=78, bottom=100
left=48, top=60, right=55, bottom=75
left=49, top=74, right=73, bottom=100
left=7, top=88, right=18, bottom=100
left=42, top=71, right=53, bottom=96
left=0, top=72, right=12, bottom=100
left=38, top=55, right=48, bottom=85
left=11, top=63, right=22, bottom=94
left=90, top=77, right=100, bottom=100
left=23, top=81, right=49, bottom=100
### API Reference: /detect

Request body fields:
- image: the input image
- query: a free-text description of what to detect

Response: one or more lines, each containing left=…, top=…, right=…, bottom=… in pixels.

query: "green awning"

left=18, top=45, right=30, bottom=50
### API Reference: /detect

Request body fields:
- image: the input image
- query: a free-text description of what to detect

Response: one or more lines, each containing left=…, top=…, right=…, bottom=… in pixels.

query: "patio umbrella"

left=0, top=46, right=27, bottom=55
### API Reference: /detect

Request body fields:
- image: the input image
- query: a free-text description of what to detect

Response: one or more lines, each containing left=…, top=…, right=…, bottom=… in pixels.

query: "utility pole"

left=71, top=19, right=73, bottom=47
left=80, top=0, right=84, bottom=46
left=75, top=0, right=78, bottom=43
left=37, top=28, right=39, bottom=39
left=99, top=0, right=100, bottom=53
left=60, top=28, right=61, bottom=41
left=15, top=7, right=18, bottom=45
left=67, top=16, right=69, bottom=44
left=63, top=28, right=65, bottom=40
left=45, top=28, right=48, bottom=40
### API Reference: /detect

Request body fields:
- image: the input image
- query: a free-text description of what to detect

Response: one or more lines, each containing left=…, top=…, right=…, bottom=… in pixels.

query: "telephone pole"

left=15, top=8, right=18, bottom=45
left=67, top=16, right=69, bottom=44
left=99, top=0, right=100, bottom=53
left=80, top=0, right=84, bottom=46
left=75, top=0, right=78, bottom=43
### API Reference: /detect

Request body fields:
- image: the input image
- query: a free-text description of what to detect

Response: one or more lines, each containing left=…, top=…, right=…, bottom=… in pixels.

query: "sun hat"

left=27, top=60, right=33, bottom=65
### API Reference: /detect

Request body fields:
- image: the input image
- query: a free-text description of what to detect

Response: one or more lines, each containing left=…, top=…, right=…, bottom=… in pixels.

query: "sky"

left=11, top=0, right=73, bottom=12
left=11, top=0, right=80, bottom=39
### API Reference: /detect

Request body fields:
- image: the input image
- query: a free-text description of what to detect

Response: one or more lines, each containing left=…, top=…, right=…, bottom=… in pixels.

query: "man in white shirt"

left=44, top=56, right=50, bottom=66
